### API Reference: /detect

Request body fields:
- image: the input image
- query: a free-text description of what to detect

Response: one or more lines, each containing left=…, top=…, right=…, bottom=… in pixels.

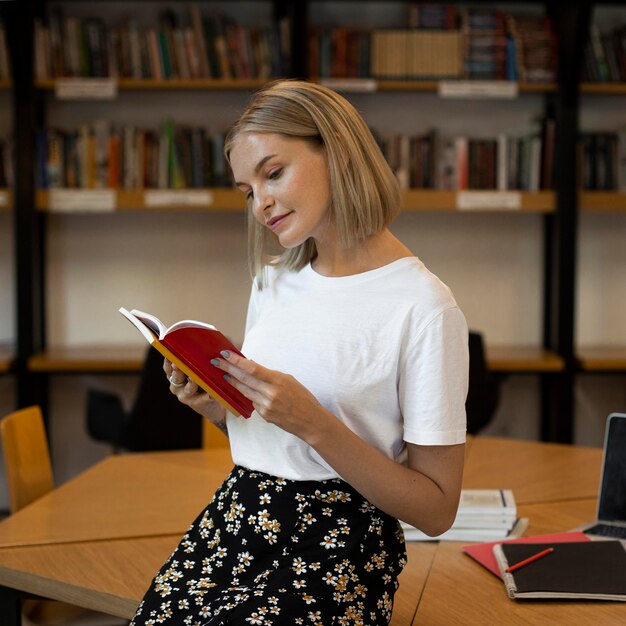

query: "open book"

left=119, top=308, right=253, bottom=418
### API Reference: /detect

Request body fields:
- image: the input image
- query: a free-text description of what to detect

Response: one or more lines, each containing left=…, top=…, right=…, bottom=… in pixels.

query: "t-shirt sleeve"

left=400, top=305, right=469, bottom=445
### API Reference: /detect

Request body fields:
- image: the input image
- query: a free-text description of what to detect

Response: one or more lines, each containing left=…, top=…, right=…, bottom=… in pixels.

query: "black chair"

left=466, top=331, right=500, bottom=434
left=86, top=347, right=202, bottom=451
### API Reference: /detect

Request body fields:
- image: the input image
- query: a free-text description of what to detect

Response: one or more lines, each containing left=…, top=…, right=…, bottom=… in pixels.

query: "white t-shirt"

left=227, top=257, right=468, bottom=481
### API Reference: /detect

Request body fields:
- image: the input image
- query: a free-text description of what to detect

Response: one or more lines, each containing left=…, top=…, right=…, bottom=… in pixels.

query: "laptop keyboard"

left=585, top=523, right=626, bottom=539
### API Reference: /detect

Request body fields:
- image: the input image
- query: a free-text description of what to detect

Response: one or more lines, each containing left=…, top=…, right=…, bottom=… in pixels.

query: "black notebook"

left=493, top=541, right=626, bottom=600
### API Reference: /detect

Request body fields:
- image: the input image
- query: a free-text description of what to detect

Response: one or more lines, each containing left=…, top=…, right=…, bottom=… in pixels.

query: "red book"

left=119, top=307, right=253, bottom=418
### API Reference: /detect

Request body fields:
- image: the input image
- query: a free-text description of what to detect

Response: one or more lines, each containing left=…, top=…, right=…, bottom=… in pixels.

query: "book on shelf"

left=401, top=489, right=527, bottom=542
left=119, top=307, right=253, bottom=418
left=34, top=3, right=287, bottom=81
left=493, top=540, right=626, bottom=601
left=35, top=120, right=229, bottom=191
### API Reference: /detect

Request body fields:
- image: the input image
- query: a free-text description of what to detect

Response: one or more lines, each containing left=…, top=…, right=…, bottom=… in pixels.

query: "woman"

left=131, top=80, right=468, bottom=625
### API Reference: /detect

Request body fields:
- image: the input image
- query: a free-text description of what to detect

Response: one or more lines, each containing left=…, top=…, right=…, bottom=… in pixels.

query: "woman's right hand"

left=163, top=359, right=227, bottom=427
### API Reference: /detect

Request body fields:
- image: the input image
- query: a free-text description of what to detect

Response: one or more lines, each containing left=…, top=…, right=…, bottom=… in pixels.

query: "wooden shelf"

left=35, top=189, right=554, bottom=213
left=401, top=190, right=554, bottom=213
left=34, top=78, right=559, bottom=94
left=36, top=189, right=246, bottom=212
left=377, top=80, right=557, bottom=93
left=580, top=191, right=626, bottom=212
left=577, top=346, right=626, bottom=372
left=0, top=345, right=15, bottom=374
left=486, top=346, right=565, bottom=373
left=580, top=82, right=626, bottom=95
left=36, top=78, right=270, bottom=91
left=28, top=345, right=147, bottom=373
left=25, top=344, right=564, bottom=375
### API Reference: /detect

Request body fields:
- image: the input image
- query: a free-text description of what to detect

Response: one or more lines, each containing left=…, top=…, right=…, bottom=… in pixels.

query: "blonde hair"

left=224, top=80, right=400, bottom=286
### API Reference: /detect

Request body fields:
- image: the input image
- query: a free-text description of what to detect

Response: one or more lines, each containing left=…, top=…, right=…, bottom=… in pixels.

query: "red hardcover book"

left=120, top=307, right=253, bottom=418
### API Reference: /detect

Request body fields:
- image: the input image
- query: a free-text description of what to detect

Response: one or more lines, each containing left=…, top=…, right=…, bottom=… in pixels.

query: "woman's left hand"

left=213, top=351, right=329, bottom=441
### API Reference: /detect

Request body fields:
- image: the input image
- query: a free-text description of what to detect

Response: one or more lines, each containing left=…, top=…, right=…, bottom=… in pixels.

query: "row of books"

left=29, top=121, right=626, bottom=193
left=579, top=131, right=626, bottom=191
left=0, top=139, right=13, bottom=188
left=401, top=489, right=528, bottom=543
left=35, top=5, right=291, bottom=81
left=380, top=122, right=555, bottom=192
left=583, top=23, right=626, bottom=83
left=309, top=10, right=556, bottom=82
left=0, top=18, right=9, bottom=80
left=409, top=3, right=558, bottom=82
left=35, top=122, right=229, bottom=191
left=33, top=118, right=556, bottom=193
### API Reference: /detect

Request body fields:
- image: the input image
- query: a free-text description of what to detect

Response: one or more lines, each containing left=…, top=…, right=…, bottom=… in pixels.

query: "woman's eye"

left=268, top=168, right=282, bottom=180
left=246, top=191, right=253, bottom=201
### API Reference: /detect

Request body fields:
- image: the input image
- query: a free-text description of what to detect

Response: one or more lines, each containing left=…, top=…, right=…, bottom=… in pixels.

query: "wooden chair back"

left=0, top=406, right=54, bottom=513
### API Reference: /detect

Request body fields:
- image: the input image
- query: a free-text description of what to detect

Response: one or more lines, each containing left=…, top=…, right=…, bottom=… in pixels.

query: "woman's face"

left=230, top=132, right=334, bottom=249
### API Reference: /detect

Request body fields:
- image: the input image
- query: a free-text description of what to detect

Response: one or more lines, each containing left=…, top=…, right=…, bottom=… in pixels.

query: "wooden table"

left=0, top=449, right=232, bottom=547
left=0, top=437, right=623, bottom=625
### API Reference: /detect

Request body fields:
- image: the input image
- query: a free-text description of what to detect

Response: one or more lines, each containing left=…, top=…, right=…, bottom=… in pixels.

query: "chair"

left=465, top=331, right=501, bottom=434
left=87, top=347, right=228, bottom=451
left=0, top=406, right=126, bottom=626
left=0, top=406, right=53, bottom=515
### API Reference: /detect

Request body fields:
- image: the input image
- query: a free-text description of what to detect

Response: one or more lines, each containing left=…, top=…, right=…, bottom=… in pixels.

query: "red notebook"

left=463, top=531, right=590, bottom=578
left=120, top=307, right=253, bottom=418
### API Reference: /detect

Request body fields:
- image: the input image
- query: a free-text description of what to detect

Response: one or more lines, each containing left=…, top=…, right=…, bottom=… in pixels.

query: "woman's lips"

left=267, top=212, right=292, bottom=230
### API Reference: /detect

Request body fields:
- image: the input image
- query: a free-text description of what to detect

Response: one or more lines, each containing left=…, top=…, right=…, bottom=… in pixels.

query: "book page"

left=167, top=319, right=218, bottom=334
left=128, top=309, right=168, bottom=338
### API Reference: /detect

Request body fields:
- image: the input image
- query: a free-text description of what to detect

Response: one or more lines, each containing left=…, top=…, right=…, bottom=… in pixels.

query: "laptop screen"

left=598, top=413, right=626, bottom=522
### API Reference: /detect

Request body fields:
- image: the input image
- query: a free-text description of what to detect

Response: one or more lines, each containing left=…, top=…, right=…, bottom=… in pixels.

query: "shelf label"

left=144, top=190, right=214, bottom=207
left=439, top=81, right=518, bottom=100
left=320, top=78, right=378, bottom=93
left=456, top=191, right=522, bottom=211
left=0, top=190, right=7, bottom=207
left=48, top=189, right=116, bottom=212
left=55, top=78, right=118, bottom=100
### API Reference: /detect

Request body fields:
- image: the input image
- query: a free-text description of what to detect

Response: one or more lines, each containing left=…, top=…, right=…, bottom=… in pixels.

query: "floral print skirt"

left=130, top=465, right=407, bottom=625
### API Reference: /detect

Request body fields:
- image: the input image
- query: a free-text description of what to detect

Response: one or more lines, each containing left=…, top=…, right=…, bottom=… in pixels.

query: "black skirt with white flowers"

left=130, top=466, right=407, bottom=626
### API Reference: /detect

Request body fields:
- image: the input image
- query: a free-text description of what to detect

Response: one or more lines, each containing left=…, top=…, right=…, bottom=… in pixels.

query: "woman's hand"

left=212, top=350, right=332, bottom=442
left=163, top=359, right=227, bottom=428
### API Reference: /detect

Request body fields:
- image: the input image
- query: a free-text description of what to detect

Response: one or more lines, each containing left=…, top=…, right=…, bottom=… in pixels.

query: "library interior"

left=0, top=2, right=625, bottom=625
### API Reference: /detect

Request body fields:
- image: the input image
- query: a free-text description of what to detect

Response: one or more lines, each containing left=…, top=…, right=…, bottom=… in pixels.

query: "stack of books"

left=401, top=489, right=528, bottom=542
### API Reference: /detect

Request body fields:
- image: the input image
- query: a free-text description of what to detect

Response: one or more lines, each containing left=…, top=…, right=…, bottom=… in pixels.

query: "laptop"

left=578, top=412, right=626, bottom=539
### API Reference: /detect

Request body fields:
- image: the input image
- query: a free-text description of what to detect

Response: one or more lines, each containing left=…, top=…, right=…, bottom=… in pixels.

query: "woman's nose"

left=252, top=187, right=274, bottom=217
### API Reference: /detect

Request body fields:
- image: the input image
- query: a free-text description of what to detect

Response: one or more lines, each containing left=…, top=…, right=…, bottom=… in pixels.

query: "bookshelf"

left=573, top=3, right=626, bottom=443
left=7, top=1, right=620, bottom=446
left=34, top=188, right=556, bottom=213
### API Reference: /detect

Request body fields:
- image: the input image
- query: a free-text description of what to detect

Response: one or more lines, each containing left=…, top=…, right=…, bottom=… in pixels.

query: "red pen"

left=505, top=547, right=554, bottom=573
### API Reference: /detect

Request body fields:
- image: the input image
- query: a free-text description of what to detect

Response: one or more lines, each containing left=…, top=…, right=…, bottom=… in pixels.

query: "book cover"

left=120, top=307, right=253, bottom=418
left=494, top=540, right=626, bottom=600
left=463, top=531, right=590, bottom=578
